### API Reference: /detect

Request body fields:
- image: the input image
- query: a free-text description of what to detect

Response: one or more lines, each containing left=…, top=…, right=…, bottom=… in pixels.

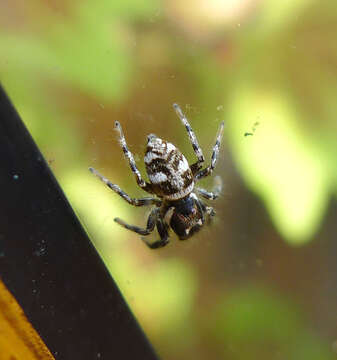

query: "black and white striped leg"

left=196, top=175, right=222, bottom=200
left=199, top=200, right=216, bottom=218
left=114, top=208, right=158, bottom=236
left=195, top=198, right=206, bottom=224
left=89, top=167, right=161, bottom=207
left=195, top=121, right=224, bottom=181
left=145, top=218, right=169, bottom=249
left=173, top=103, right=205, bottom=173
left=114, top=121, right=153, bottom=193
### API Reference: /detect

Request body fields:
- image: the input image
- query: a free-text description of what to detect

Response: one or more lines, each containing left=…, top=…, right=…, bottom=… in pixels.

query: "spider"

left=89, top=103, right=224, bottom=249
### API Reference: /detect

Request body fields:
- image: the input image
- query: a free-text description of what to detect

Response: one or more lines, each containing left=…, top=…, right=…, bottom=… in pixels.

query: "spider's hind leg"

left=114, top=208, right=158, bottom=236
left=141, top=218, right=169, bottom=249
left=115, top=209, right=170, bottom=249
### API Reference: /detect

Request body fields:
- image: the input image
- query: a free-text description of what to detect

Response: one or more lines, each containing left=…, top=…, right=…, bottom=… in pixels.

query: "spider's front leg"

left=114, top=121, right=154, bottom=194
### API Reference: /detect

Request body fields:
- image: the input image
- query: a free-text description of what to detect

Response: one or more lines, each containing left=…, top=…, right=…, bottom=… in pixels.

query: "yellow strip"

left=0, top=279, right=55, bottom=360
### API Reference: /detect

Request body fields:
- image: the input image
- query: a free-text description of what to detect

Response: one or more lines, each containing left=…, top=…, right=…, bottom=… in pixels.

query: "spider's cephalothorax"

left=89, top=103, right=224, bottom=249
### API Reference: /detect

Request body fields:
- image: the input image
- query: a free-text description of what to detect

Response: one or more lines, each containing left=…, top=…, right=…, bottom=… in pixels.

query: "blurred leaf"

left=76, top=0, right=160, bottom=21
left=121, top=258, right=196, bottom=338
left=228, top=86, right=329, bottom=244
left=254, top=0, right=315, bottom=36
left=214, top=287, right=302, bottom=342
left=211, top=287, right=335, bottom=360
left=0, top=0, right=161, bottom=101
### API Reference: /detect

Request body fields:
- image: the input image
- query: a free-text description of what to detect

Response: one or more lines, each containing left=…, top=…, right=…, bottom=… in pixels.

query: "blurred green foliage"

left=0, top=0, right=160, bottom=101
left=228, top=88, right=329, bottom=243
left=212, top=286, right=335, bottom=360
left=1, top=0, right=336, bottom=359
left=0, top=0, right=336, bottom=243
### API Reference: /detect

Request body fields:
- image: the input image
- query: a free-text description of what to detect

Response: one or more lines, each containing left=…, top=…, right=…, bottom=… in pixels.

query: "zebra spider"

left=89, top=104, right=224, bottom=249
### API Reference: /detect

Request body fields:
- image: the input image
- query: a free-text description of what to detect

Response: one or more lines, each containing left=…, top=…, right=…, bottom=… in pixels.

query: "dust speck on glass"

left=89, top=104, right=224, bottom=249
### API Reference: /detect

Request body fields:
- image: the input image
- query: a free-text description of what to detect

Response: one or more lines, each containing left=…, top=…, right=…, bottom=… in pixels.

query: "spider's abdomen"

left=145, top=135, right=194, bottom=200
